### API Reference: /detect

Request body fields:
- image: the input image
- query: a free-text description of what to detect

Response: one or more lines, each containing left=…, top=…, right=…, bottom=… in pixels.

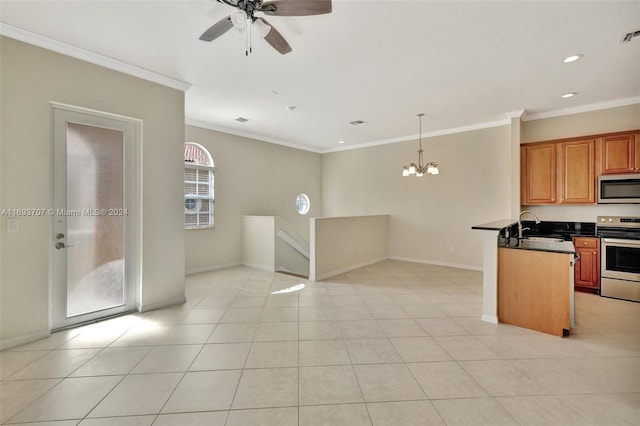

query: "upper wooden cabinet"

left=521, top=139, right=595, bottom=205
left=559, top=139, right=596, bottom=204
left=600, top=133, right=640, bottom=174
left=521, top=143, right=556, bottom=204
left=521, top=130, right=639, bottom=205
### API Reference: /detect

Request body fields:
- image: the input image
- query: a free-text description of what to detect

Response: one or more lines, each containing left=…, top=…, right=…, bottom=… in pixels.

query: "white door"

left=52, top=104, right=139, bottom=330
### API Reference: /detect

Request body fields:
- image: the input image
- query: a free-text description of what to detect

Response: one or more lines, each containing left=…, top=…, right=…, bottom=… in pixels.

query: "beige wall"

left=310, top=215, right=389, bottom=281
left=184, top=125, right=322, bottom=274
left=0, top=37, right=186, bottom=344
left=322, top=126, right=512, bottom=270
left=521, top=104, right=640, bottom=222
left=242, top=216, right=276, bottom=271
left=521, top=103, right=640, bottom=143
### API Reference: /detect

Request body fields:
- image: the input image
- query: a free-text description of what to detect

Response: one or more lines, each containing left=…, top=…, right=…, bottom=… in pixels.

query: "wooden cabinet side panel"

left=498, top=248, right=570, bottom=336
left=520, top=146, right=527, bottom=205
left=560, top=140, right=595, bottom=203
left=635, top=136, right=640, bottom=172
left=592, top=244, right=600, bottom=289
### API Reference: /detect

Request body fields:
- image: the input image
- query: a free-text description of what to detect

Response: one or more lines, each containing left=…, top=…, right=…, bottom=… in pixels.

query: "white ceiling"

left=1, top=0, right=639, bottom=152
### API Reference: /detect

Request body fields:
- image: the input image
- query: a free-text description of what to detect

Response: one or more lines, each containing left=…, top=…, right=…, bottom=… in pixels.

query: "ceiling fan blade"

left=199, top=15, right=234, bottom=42
left=258, top=17, right=292, bottom=55
left=261, top=0, right=332, bottom=16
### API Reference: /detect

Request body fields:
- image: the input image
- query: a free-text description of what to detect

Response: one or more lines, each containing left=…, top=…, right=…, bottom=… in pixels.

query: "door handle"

left=55, top=242, right=74, bottom=250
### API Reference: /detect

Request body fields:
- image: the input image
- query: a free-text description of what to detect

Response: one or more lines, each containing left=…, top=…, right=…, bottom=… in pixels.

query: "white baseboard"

left=314, top=257, right=387, bottom=281
left=482, top=314, right=499, bottom=324
left=186, top=261, right=242, bottom=275
left=388, top=256, right=483, bottom=272
left=138, top=296, right=187, bottom=313
left=0, top=330, right=51, bottom=351
left=242, top=262, right=276, bottom=272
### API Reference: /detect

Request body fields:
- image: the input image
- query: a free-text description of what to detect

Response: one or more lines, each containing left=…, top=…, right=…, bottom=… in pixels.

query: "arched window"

left=184, top=142, right=214, bottom=229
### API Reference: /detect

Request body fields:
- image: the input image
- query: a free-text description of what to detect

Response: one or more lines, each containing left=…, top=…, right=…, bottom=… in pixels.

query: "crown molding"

left=322, top=118, right=511, bottom=153
left=522, top=96, right=640, bottom=121
left=505, top=109, right=527, bottom=119
left=185, top=118, right=323, bottom=153
left=0, top=22, right=191, bottom=92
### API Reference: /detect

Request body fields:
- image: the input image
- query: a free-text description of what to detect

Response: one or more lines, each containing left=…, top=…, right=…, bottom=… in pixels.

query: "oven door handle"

left=601, top=238, right=640, bottom=247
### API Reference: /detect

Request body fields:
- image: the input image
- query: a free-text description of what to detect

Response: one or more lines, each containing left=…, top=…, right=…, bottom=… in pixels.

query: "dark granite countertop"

left=471, top=220, right=516, bottom=231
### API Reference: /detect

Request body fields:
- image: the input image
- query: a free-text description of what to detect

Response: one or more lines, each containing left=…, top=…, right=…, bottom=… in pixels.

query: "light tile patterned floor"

left=1, top=260, right=639, bottom=425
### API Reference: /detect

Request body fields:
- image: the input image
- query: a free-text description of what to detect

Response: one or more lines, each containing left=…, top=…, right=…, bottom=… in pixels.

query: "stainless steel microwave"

left=598, top=174, right=640, bottom=204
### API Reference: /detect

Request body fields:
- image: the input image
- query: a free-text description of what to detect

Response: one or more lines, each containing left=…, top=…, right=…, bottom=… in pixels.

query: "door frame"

left=49, top=102, right=142, bottom=331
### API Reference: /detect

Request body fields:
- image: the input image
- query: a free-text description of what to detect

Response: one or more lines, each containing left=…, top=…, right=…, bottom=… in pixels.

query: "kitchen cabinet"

left=521, top=139, right=595, bottom=205
left=521, top=143, right=556, bottom=204
left=573, top=237, right=600, bottom=292
left=599, top=133, right=640, bottom=174
left=560, top=139, right=596, bottom=203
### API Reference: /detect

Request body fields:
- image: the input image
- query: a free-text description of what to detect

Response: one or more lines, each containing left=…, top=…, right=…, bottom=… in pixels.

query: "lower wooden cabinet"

left=572, top=237, right=600, bottom=291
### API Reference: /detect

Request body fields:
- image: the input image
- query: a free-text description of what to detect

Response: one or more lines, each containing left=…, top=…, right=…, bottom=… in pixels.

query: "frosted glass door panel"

left=66, top=122, right=124, bottom=317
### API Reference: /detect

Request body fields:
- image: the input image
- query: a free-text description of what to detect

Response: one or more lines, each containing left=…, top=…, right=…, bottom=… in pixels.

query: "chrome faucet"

left=518, top=210, right=541, bottom=239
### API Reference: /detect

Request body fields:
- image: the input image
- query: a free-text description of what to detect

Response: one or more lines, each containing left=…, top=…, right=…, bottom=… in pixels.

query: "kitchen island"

left=498, top=244, right=575, bottom=337
left=472, top=220, right=576, bottom=337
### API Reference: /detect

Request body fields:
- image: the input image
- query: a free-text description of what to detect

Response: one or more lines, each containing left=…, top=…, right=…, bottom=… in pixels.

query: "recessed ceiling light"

left=563, top=54, right=583, bottom=63
left=235, top=117, right=249, bottom=122
left=349, top=120, right=366, bottom=126
left=286, top=105, right=297, bottom=112
left=338, top=140, right=345, bottom=144
left=271, top=90, right=280, bottom=95
left=562, top=92, right=578, bottom=98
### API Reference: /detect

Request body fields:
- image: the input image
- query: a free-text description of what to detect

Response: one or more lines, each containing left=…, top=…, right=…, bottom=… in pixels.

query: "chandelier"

left=402, top=113, right=439, bottom=177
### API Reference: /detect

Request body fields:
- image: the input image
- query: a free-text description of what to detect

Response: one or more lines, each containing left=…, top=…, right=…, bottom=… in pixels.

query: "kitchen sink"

left=523, top=236, right=564, bottom=243
left=519, top=237, right=565, bottom=250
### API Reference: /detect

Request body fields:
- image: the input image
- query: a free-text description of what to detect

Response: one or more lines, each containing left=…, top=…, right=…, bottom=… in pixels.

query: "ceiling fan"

left=199, top=0, right=332, bottom=55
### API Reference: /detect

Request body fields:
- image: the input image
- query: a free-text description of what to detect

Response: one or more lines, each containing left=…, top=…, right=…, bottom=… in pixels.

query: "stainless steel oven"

left=598, top=216, right=640, bottom=302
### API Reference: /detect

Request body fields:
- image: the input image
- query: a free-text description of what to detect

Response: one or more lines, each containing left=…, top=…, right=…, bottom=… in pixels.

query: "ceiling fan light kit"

left=199, top=0, right=332, bottom=55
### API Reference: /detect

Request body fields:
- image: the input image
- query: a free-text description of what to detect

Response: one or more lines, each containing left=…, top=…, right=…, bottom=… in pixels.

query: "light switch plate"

left=7, top=219, right=18, bottom=232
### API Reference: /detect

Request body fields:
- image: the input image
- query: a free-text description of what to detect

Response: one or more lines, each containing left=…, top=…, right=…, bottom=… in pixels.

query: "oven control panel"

left=597, top=216, right=640, bottom=228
